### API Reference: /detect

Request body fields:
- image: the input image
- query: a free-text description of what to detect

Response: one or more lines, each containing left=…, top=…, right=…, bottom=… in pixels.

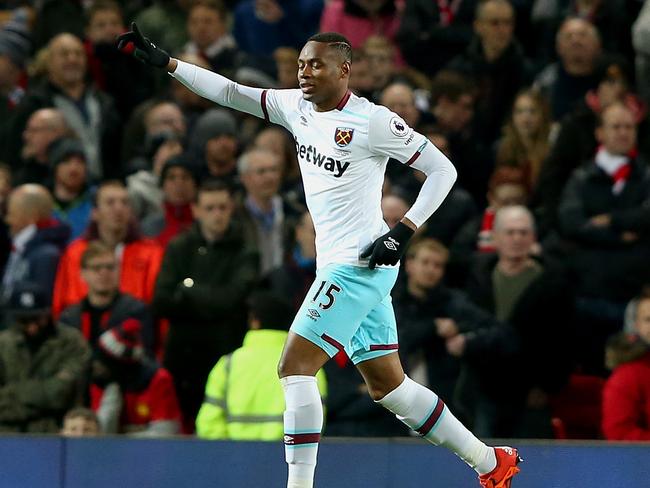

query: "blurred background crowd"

left=0, top=0, right=650, bottom=442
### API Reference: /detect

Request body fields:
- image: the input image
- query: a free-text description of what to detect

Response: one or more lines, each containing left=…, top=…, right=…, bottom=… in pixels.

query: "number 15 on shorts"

left=311, top=280, right=341, bottom=310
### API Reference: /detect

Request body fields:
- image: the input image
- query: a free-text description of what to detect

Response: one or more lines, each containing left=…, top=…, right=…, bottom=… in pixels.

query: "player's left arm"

left=361, top=108, right=457, bottom=269
left=369, top=107, right=457, bottom=228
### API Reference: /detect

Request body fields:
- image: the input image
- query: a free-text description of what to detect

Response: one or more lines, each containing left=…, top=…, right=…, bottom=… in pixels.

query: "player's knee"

left=367, top=384, right=392, bottom=402
left=277, top=355, right=302, bottom=378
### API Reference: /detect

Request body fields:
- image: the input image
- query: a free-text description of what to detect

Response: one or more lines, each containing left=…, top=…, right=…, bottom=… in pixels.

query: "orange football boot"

left=478, top=447, right=522, bottom=488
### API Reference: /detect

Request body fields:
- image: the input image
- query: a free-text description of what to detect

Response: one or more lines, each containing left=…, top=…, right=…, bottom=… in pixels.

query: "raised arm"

left=168, top=60, right=265, bottom=118
left=118, top=23, right=266, bottom=119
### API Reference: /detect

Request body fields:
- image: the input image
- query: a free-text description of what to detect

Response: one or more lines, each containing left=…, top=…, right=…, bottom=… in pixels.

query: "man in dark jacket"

left=0, top=282, right=90, bottom=433
left=4, top=33, right=121, bottom=180
left=237, top=147, right=303, bottom=276
left=446, top=0, right=532, bottom=145
left=265, top=211, right=317, bottom=312
left=393, top=238, right=503, bottom=405
left=533, top=56, right=648, bottom=234
left=12, top=108, right=72, bottom=185
left=557, top=102, right=650, bottom=372
left=153, top=179, right=259, bottom=429
left=84, top=0, right=155, bottom=120
left=59, top=240, right=156, bottom=357
left=454, top=205, right=574, bottom=438
left=397, top=0, right=477, bottom=76
left=2, top=184, right=70, bottom=311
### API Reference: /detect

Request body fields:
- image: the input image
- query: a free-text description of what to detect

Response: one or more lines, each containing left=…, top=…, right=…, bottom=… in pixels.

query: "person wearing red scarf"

left=141, top=156, right=197, bottom=248
left=558, top=102, right=650, bottom=372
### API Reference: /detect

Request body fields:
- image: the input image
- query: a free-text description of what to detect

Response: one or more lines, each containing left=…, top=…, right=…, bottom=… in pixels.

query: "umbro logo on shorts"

left=383, top=237, right=399, bottom=251
left=307, top=308, right=321, bottom=320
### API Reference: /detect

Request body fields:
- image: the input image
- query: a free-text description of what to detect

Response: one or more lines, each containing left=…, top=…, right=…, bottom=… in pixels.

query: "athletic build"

left=119, top=23, right=521, bottom=488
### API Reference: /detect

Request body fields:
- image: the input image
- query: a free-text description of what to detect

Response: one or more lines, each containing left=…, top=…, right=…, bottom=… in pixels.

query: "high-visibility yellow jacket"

left=196, top=329, right=327, bottom=440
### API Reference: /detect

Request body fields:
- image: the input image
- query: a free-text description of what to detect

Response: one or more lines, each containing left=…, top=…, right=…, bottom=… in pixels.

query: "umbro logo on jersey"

left=284, top=435, right=294, bottom=444
left=307, top=308, right=321, bottom=319
left=334, top=127, right=354, bottom=147
left=295, top=138, right=351, bottom=177
left=384, top=237, right=399, bottom=251
left=300, top=116, right=308, bottom=126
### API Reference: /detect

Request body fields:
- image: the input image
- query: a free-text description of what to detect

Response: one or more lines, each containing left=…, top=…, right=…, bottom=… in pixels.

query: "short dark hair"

left=487, top=166, right=527, bottom=192
left=248, top=290, right=294, bottom=331
left=86, top=0, right=123, bottom=25
left=93, top=180, right=126, bottom=207
left=430, top=70, right=477, bottom=105
left=189, top=0, right=228, bottom=19
left=307, top=32, right=352, bottom=63
left=195, top=178, right=233, bottom=203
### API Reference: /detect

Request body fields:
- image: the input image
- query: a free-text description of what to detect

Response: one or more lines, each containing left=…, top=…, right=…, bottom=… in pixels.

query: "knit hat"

left=47, top=137, right=87, bottom=168
left=7, top=282, right=50, bottom=318
left=98, top=319, right=145, bottom=363
left=0, top=8, right=32, bottom=69
left=160, top=154, right=199, bottom=186
left=189, top=109, right=238, bottom=153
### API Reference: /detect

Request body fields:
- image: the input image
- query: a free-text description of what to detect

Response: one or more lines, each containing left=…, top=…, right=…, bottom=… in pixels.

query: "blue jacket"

left=233, top=0, right=323, bottom=56
left=53, top=187, right=95, bottom=241
left=2, top=219, right=70, bottom=305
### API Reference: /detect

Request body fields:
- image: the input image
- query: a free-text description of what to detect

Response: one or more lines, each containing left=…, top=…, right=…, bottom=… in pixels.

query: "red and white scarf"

left=594, top=147, right=633, bottom=195
left=477, top=208, right=496, bottom=253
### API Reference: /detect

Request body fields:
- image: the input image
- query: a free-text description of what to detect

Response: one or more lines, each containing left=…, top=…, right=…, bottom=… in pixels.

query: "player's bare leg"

left=278, top=332, right=330, bottom=488
left=357, top=352, right=521, bottom=486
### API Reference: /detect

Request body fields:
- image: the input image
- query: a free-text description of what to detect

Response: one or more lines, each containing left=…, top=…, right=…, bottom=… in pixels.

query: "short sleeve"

left=368, top=106, right=428, bottom=165
left=261, top=89, right=303, bottom=130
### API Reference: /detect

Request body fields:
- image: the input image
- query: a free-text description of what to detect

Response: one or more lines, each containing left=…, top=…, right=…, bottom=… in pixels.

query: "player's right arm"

left=170, top=59, right=265, bottom=119
left=117, top=22, right=296, bottom=126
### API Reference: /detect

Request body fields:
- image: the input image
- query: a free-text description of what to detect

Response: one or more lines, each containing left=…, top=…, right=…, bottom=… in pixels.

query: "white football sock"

left=282, top=375, right=323, bottom=488
left=377, top=375, right=496, bottom=474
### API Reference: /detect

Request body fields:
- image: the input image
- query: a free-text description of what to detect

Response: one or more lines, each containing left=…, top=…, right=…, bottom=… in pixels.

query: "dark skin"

left=167, top=42, right=415, bottom=401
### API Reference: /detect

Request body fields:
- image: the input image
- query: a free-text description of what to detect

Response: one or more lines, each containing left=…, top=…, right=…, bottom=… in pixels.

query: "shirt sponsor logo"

left=334, top=127, right=354, bottom=147
left=295, top=137, right=351, bottom=178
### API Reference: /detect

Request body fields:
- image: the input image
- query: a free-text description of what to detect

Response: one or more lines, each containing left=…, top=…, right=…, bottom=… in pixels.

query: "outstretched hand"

left=117, top=22, right=170, bottom=69
left=360, top=222, right=414, bottom=270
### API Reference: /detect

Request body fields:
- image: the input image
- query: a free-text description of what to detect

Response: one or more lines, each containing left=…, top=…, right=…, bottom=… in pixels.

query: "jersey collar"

left=335, top=90, right=352, bottom=110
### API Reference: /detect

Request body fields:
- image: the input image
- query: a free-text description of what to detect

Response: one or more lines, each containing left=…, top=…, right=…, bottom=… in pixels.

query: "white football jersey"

left=262, top=89, right=429, bottom=270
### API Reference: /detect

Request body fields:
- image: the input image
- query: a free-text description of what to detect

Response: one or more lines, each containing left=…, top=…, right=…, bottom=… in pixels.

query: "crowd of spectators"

left=0, top=0, right=649, bottom=441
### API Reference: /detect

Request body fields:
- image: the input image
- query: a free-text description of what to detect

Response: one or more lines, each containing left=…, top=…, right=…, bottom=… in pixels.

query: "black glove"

left=360, top=222, right=414, bottom=270
left=116, top=22, right=170, bottom=68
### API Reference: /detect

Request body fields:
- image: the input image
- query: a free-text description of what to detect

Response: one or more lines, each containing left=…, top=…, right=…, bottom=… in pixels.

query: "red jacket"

left=52, top=237, right=163, bottom=319
left=91, top=368, right=181, bottom=430
left=602, top=351, right=650, bottom=440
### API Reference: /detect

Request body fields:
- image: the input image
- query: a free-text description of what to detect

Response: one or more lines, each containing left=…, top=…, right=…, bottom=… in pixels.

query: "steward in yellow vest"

left=196, top=291, right=327, bottom=440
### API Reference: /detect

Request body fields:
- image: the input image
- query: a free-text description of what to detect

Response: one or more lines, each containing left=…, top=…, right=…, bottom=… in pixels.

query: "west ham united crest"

left=334, top=127, right=354, bottom=147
